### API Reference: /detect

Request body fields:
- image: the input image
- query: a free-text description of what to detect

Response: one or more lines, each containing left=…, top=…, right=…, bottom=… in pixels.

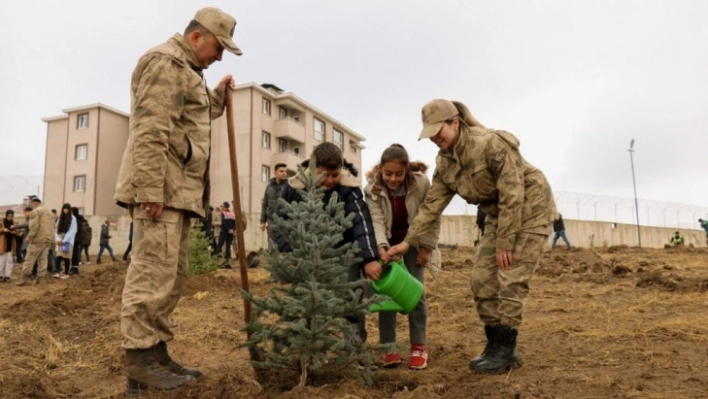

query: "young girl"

left=389, top=99, right=556, bottom=374
left=54, top=203, right=77, bottom=279
left=364, top=144, right=441, bottom=370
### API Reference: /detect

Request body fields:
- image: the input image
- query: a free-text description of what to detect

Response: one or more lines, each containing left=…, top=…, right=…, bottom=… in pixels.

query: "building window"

left=74, top=175, right=86, bottom=192
left=334, top=130, right=343, bottom=150
left=262, top=131, right=271, bottom=149
left=262, top=98, right=271, bottom=116
left=77, top=113, right=89, bottom=129
left=314, top=118, right=324, bottom=142
left=349, top=140, right=358, bottom=154
left=75, top=144, right=88, bottom=161
left=279, top=107, right=287, bottom=120
left=278, top=139, right=287, bottom=153
left=261, top=165, right=270, bottom=183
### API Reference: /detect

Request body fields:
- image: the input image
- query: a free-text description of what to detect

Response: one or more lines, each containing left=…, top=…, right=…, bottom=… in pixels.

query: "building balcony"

left=273, top=117, right=305, bottom=144
left=271, top=150, right=305, bottom=172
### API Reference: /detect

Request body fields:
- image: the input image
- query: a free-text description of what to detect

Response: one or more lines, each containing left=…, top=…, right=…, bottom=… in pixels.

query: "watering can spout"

left=369, top=301, right=404, bottom=313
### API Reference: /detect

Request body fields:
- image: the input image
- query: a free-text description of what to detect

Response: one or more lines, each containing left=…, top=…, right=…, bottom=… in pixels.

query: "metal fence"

left=554, top=191, right=708, bottom=230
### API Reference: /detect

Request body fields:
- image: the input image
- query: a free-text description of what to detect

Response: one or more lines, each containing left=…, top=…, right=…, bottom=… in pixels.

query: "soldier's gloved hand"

left=260, top=223, right=266, bottom=232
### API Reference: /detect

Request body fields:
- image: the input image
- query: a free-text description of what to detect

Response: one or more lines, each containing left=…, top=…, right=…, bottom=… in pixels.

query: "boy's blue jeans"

left=551, top=230, right=571, bottom=249
left=97, top=244, right=115, bottom=261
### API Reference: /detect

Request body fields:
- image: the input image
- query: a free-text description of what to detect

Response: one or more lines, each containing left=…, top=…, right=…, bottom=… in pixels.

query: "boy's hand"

left=378, top=247, right=390, bottom=264
left=416, top=247, right=430, bottom=267
left=387, top=242, right=409, bottom=260
left=364, top=261, right=382, bottom=281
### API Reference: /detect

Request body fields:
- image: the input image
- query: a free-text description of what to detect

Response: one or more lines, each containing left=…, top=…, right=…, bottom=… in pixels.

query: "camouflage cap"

left=194, top=7, right=242, bottom=56
left=418, top=99, right=459, bottom=140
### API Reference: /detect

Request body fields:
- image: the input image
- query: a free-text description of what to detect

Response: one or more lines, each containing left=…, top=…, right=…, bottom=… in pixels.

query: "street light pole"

left=628, top=139, right=641, bottom=247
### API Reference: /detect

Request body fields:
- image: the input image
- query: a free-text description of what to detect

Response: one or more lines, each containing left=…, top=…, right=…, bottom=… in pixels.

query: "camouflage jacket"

left=115, top=34, right=226, bottom=217
left=406, top=126, right=556, bottom=251
left=27, top=206, right=55, bottom=245
left=260, top=178, right=287, bottom=224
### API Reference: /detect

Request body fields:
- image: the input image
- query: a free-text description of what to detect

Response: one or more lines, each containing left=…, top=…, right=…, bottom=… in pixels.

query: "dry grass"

left=1, top=247, right=708, bottom=398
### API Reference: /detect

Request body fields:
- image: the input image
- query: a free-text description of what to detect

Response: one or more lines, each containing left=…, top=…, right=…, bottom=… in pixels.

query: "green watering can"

left=369, top=259, right=423, bottom=314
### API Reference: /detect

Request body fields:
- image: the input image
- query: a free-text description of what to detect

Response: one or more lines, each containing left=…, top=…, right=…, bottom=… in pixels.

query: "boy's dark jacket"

left=274, top=160, right=379, bottom=267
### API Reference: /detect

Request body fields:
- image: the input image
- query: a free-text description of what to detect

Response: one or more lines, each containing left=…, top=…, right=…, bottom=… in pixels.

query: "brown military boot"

left=125, top=348, right=194, bottom=396
left=16, top=276, right=33, bottom=287
left=153, top=341, right=203, bottom=379
left=35, top=275, right=53, bottom=286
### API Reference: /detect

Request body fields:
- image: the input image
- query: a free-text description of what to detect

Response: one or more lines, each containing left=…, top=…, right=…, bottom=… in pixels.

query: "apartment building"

left=209, top=83, right=365, bottom=215
left=41, top=83, right=366, bottom=215
left=41, top=103, right=130, bottom=215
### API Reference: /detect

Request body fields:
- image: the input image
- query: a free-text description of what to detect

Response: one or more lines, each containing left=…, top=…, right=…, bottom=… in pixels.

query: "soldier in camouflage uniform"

left=259, top=162, right=288, bottom=249
left=388, top=99, right=556, bottom=374
left=114, top=7, right=241, bottom=395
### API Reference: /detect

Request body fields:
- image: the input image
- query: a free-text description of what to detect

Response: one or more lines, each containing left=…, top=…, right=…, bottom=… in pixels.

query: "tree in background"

left=188, top=220, right=222, bottom=275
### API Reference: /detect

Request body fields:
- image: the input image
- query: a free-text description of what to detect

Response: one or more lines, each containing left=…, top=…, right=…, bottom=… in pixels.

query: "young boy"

left=274, top=142, right=381, bottom=344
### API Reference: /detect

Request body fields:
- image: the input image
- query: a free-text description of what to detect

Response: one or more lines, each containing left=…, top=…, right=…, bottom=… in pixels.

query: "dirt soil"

left=1, top=246, right=708, bottom=399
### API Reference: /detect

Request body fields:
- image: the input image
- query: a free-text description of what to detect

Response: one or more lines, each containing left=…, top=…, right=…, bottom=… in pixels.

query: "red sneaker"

left=383, top=353, right=402, bottom=367
left=408, top=345, right=428, bottom=370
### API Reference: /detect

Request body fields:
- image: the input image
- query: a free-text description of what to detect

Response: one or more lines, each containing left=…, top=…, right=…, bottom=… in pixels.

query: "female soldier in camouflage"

left=388, top=99, right=556, bottom=374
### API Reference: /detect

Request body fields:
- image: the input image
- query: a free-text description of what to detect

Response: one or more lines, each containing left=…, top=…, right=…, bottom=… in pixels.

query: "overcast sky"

left=1, top=0, right=706, bottom=224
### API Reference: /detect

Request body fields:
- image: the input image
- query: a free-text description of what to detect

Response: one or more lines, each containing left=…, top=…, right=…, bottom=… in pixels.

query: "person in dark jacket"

left=551, top=213, right=572, bottom=250
left=79, top=219, right=92, bottom=264
left=70, top=207, right=86, bottom=273
left=274, top=142, right=381, bottom=344
left=96, top=220, right=116, bottom=264
left=260, top=163, right=288, bottom=249
left=214, top=202, right=236, bottom=266
left=123, top=221, right=133, bottom=261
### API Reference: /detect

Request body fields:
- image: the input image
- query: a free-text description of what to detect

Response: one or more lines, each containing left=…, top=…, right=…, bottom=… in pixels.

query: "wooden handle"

left=225, top=87, right=252, bottom=327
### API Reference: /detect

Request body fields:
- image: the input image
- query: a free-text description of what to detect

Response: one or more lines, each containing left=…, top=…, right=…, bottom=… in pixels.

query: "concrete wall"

left=15, top=214, right=702, bottom=257
left=434, top=216, right=706, bottom=249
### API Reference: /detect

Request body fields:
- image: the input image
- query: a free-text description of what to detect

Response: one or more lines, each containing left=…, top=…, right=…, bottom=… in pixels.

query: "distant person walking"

left=551, top=213, right=572, bottom=250
left=699, top=218, right=708, bottom=246
left=96, top=220, right=116, bottom=264
left=122, top=221, right=133, bottom=261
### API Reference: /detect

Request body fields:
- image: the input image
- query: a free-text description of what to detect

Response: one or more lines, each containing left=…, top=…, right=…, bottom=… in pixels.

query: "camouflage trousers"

left=121, top=207, right=190, bottom=349
left=471, top=218, right=549, bottom=328
left=22, top=242, right=51, bottom=279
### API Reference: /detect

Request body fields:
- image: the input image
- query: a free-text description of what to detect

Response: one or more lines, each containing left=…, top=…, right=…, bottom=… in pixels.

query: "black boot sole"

left=470, top=360, right=522, bottom=374
left=125, top=376, right=195, bottom=396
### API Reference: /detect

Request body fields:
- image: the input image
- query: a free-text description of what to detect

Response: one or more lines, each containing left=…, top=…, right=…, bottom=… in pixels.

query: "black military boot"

left=125, top=347, right=194, bottom=396
left=471, top=325, right=521, bottom=374
left=153, top=341, right=203, bottom=379
left=468, top=324, right=498, bottom=369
